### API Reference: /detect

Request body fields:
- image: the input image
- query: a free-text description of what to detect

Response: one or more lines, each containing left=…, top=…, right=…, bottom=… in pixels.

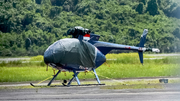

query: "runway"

left=1, top=83, right=180, bottom=101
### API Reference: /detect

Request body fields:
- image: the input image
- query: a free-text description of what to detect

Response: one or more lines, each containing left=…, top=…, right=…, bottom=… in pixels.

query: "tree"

left=139, top=0, right=146, bottom=5
left=0, top=0, right=180, bottom=56
left=146, top=0, right=159, bottom=16
left=136, top=2, right=144, bottom=14
left=35, top=0, right=42, bottom=4
left=49, top=6, right=62, bottom=19
left=171, top=7, right=180, bottom=19
left=173, top=28, right=180, bottom=39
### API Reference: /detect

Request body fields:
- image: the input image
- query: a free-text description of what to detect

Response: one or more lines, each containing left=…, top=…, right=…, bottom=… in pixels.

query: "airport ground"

left=0, top=54, right=180, bottom=100
left=0, top=78, right=180, bottom=101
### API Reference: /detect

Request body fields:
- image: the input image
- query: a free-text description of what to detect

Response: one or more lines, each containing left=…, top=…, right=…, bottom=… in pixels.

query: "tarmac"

left=0, top=77, right=179, bottom=87
left=0, top=77, right=180, bottom=101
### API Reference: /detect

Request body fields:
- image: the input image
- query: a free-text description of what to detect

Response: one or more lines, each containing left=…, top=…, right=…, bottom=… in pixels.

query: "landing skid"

left=30, top=68, right=104, bottom=87
left=30, top=83, right=105, bottom=87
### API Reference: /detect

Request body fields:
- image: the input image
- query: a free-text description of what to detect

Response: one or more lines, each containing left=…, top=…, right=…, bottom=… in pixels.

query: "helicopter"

left=30, top=26, right=160, bottom=87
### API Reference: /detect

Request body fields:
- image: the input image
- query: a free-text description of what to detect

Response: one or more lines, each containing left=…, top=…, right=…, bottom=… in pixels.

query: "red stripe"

left=125, top=47, right=131, bottom=49
left=84, top=34, right=90, bottom=37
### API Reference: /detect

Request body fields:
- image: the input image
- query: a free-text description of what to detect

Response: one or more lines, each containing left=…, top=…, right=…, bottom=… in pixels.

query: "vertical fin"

left=139, top=29, right=148, bottom=47
left=138, top=29, right=148, bottom=64
left=138, top=51, right=143, bottom=64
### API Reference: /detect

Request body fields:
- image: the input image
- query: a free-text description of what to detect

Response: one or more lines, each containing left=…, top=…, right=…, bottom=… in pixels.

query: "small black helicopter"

left=31, top=26, right=160, bottom=87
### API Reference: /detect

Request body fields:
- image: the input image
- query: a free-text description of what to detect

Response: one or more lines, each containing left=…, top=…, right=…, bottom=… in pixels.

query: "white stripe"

left=83, top=37, right=90, bottom=40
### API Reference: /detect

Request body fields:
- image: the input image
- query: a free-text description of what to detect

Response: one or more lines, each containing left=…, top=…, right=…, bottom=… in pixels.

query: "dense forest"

left=0, top=0, right=180, bottom=56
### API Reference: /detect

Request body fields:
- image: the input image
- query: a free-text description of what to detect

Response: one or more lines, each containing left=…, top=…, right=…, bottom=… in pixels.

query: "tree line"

left=0, top=0, right=180, bottom=56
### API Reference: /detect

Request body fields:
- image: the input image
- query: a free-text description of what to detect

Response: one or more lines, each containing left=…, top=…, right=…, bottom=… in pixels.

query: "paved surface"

left=147, top=54, right=180, bottom=57
left=0, top=58, right=30, bottom=62
left=0, top=83, right=180, bottom=101
left=0, top=77, right=179, bottom=87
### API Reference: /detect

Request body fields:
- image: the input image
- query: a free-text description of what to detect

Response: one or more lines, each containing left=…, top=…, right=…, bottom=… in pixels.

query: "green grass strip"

left=0, top=63, right=179, bottom=82
left=0, top=53, right=180, bottom=82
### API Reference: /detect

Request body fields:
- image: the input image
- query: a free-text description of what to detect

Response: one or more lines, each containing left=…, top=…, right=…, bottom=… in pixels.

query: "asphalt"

left=0, top=78, right=180, bottom=101
left=0, top=77, right=179, bottom=87
left=0, top=83, right=180, bottom=101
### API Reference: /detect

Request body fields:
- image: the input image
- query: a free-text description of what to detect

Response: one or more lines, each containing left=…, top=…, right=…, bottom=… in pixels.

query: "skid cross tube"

left=67, top=70, right=80, bottom=86
left=92, top=68, right=101, bottom=84
left=47, top=70, right=61, bottom=86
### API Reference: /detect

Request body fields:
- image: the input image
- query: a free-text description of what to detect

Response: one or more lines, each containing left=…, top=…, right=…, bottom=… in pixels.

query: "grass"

left=0, top=67, right=74, bottom=82
left=0, top=64, right=179, bottom=82
left=0, top=53, right=180, bottom=82
left=96, top=64, right=180, bottom=79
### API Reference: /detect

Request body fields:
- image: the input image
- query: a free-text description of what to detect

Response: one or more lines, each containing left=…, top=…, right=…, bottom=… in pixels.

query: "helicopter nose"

left=95, top=50, right=106, bottom=68
left=44, top=48, right=54, bottom=64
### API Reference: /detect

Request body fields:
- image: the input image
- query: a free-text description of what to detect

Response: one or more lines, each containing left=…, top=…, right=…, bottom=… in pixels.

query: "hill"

left=0, top=0, right=180, bottom=56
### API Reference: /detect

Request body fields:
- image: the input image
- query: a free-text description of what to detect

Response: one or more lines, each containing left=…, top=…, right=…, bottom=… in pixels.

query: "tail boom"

left=90, top=29, right=160, bottom=64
